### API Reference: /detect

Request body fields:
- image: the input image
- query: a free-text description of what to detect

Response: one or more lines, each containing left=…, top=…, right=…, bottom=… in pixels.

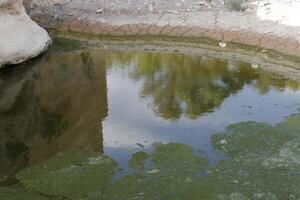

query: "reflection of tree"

left=254, top=73, right=299, bottom=94
left=108, top=53, right=255, bottom=120
left=107, top=52, right=299, bottom=120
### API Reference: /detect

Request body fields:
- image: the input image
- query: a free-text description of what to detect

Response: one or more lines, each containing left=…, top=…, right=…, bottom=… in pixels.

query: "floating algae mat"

left=1, top=40, right=300, bottom=199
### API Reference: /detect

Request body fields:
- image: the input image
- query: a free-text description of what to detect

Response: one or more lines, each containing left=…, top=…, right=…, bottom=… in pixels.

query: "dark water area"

left=1, top=42, right=300, bottom=199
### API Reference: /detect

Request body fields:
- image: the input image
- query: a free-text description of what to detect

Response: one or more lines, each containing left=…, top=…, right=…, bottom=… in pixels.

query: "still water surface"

left=1, top=44, right=300, bottom=199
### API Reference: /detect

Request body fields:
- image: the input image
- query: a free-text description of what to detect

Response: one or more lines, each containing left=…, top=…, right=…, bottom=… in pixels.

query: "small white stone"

left=146, top=169, right=159, bottom=174
left=219, top=42, right=227, bottom=48
left=251, top=64, right=259, bottom=69
left=232, top=180, right=239, bottom=184
left=261, top=49, right=268, bottom=53
left=149, top=5, right=154, bottom=11
left=220, top=139, right=227, bottom=145
left=96, top=8, right=103, bottom=14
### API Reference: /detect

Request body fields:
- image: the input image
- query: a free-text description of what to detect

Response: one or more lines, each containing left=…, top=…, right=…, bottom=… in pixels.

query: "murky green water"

left=1, top=41, right=300, bottom=199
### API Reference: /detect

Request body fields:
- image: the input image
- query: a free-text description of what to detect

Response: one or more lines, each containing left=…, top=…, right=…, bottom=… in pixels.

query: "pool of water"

left=1, top=42, right=300, bottom=199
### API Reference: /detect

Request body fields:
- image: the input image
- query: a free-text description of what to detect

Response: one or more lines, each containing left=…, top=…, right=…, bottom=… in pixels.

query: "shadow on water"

left=0, top=40, right=300, bottom=199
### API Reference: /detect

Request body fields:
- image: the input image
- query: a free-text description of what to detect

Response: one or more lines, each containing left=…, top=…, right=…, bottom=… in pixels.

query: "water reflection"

left=106, top=52, right=299, bottom=120
left=29, top=51, right=107, bottom=164
left=0, top=50, right=108, bottom=177
left=0, top=45, right=300, bottom=180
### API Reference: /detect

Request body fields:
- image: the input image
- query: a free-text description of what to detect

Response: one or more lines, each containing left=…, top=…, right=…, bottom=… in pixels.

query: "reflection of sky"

left=103, top=66, right=300, bottom=167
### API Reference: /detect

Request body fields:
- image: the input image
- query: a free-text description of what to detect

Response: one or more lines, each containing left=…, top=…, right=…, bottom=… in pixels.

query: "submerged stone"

left=16, top=149, right=118, bottom=199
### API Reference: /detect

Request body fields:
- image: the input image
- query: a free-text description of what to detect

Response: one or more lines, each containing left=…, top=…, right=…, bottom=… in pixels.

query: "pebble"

left=146, top=169, right=159, bottom=174
left=96, top=8, right=103, bottom=14
left=251, top=64, right=259, bottom=68
left=149, top=5, right=154, bottom=11
left=220, top=139, right=227, bottom=145
left=219, top=42, right=227, bottom=48
left=261, top=49, right=268, bottom=53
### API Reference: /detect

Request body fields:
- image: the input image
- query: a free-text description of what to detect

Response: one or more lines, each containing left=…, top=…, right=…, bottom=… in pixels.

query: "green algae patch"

left=99, top=143, right=209, bottom=200
left=280, top=112, right=300, bottom=131
left=0, top=187, right=47, bottom=200
left=128, top=151, right=149, bottom=170
left=210, top=116, right=300, bottom=199
left=16, top=149, right=118, bottom=199
left=10, top=112, right=300, bottom=199
left=212, top=121, right=295, bottom=159
left=150, top=143, right=208, bottom=174
left=101, top=174, right=208, bottom=200
left=86, top=126, right=300, bottom=200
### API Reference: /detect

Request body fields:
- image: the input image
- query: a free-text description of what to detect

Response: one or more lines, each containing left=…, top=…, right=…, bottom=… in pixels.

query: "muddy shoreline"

left=50, top=33, right=300, bottom=82
left=26, top=0, right=300, bottom=57
left=23, top=0, right=300, bottom=80
left=33, top=12, right=300, bottom=57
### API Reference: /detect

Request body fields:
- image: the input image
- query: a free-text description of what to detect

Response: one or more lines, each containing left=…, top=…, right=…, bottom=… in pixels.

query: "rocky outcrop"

left=0, top=0, right=51, bottom=67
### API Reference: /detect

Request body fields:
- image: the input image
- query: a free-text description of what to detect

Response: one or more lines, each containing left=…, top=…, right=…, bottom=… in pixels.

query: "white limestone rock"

left=0, top=0, right=51, bottom=67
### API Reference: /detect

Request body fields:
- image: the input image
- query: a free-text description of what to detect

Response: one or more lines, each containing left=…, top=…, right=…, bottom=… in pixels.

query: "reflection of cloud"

left=107, top=68, right=173, bottom=125
left=103, top=121, right=165, bottom=149
left=180, top=113, right=236, bottom=129
left=256, top=1, right=300, bottom=27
